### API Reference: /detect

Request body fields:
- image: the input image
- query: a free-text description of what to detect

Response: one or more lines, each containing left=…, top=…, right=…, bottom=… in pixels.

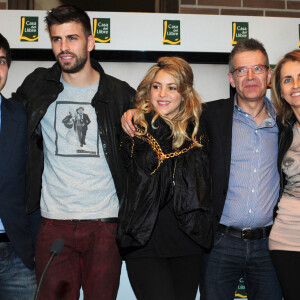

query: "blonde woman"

left=117, top=57, right=212, bottom=300
left=269, top=49, right=300, bottom=300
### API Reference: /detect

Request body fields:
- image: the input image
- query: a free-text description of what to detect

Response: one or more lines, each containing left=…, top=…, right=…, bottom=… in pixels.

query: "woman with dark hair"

left=117, top=56, right=213, bottom=300
left=269, top=49, right=300, bottom=300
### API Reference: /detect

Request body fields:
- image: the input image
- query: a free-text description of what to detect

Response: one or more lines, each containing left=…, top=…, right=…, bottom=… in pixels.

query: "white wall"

left=2, top=60, right=229, bottom=102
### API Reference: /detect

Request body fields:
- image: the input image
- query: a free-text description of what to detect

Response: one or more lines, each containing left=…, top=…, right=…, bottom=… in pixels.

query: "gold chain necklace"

left=131, top=127, right=203, bottom=175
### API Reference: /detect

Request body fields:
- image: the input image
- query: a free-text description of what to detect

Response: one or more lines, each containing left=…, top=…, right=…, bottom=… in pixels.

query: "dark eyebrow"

left=0, top=56, right=7, bottom=60
left=51, top=34, right=80, bottom=40
left=236, top=64, right=261, bottom=69
left=281, top=75, right=300, bottom=81
left=51, top=36, right=60, bottom=40
left=152, top=81, right=176, bottom=85
left=66, top=34, right=80, bottom=38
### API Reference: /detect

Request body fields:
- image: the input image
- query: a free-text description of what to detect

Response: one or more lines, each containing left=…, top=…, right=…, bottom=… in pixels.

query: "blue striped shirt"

left=0, top=95, right=5, bottom=232
left=220, top=96, right=279, bottom=229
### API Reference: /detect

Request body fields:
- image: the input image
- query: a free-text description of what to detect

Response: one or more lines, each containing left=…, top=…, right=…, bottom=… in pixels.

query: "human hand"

left=121, top=109, right=137, bottom=137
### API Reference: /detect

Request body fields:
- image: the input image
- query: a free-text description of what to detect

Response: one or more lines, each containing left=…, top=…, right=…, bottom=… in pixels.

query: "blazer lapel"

left=219, top=98, right=234, bottom=183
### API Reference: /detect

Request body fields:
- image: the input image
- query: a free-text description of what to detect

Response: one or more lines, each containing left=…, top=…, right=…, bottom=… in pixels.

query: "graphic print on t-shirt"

left=282, top=126, right=300, bottom=199
left=54, top=101, right=99, bottom=157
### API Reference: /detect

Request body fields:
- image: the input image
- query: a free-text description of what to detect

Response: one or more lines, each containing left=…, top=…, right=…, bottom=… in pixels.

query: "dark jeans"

left=35, top=218, right=122, bottom=300
left=0, top=242, right=36, bottom=299
left=200, top=231, right=282, bottom=300
left=126, top=254, right=203, bottom=300
left=270, top=250, right=300, bottom=300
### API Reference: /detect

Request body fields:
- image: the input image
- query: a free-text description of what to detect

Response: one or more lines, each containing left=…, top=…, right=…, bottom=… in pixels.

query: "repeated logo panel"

left=162, top=20, right=181, bottom=45
left=231, top=22, right=248, bottom=46
left=19, top=16, right=39, bottom=42
left=93, top=18, right=111, bottom=43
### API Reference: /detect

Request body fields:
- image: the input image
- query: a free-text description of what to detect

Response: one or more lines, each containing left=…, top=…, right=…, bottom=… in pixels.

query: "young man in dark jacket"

left=13, top=5, right=135, bottom=300
left=0, top=33, right=37, bottom=299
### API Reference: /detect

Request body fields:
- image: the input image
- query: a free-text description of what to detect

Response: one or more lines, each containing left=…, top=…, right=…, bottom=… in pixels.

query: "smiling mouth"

left=58, top=51, right=75, bottom=61
left=60, top=55, right=73, bottom=60
left=245, top=84, right=258, bottom=88
left=291, top=92, right=300, bottom=96
left=157, top=100, right=170, bottom=105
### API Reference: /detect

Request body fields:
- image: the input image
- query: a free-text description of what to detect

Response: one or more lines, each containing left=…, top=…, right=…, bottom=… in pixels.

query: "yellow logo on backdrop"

left=231, top=22, right=248, bottom=46
left=235, top=277, right=247, bottom=298
left=162, top=20, right=181, bottom=45
left=19, top=17, right=39, bottom=42
left=93, top=18, right=111, bottom=43
left=297, top=24, right=300, bottom=47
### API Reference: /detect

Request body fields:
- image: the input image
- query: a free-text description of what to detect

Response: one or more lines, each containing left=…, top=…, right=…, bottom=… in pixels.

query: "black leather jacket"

left=12, top=59, right=136, bottom=214
left=275, top=115, right=296, bottom=217
left=117, top=115, right=213, bottom=252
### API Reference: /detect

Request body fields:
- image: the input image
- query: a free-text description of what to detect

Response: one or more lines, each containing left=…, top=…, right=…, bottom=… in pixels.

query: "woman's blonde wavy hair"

left=272, top=49, right=300, bottom=126
left=134, top=56, right=203, bottom=149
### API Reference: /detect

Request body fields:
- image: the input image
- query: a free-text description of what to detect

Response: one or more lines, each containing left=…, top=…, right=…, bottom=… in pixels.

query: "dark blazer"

left=0, top=96, right=34, bottom=269
left=201, top=98, right=234, bottom=232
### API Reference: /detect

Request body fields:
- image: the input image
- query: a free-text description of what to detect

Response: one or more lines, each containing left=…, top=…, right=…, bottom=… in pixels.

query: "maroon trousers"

left=35, top=218, right=122, bottom=300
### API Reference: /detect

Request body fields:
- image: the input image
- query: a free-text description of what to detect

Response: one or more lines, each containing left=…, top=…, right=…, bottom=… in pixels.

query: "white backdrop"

left=0, top=10, right=299, bottom=64
left=2, top=60, right=229, bottom=102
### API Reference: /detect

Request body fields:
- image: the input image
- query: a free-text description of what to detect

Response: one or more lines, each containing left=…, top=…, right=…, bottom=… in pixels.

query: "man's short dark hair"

left=0, top=33, right=11, bottom=68
left=229, top=38, right=269, bottom=73
left=45, top=5, right=92, bottom=37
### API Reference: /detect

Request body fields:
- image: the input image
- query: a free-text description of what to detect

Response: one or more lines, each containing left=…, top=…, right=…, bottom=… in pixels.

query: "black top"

left=126, top=195, right=205, bottom=259
left=117, top=113, right=213, bottom=258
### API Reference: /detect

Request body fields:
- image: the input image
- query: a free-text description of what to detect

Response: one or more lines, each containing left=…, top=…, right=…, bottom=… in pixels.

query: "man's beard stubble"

left=57, top=51, right=88, bottom=74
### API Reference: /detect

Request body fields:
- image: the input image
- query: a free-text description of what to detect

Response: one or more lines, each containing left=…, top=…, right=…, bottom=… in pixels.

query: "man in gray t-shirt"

left=13, top=5, right=135, bottom=300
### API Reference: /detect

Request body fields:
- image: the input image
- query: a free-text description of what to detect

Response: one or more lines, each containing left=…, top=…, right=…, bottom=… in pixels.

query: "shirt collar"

left=234, top=94, right=276, bottom=120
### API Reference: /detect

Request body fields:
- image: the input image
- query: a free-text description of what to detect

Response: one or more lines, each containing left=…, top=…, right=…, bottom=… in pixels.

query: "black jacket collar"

left=42, top=58, right=111, bottom=105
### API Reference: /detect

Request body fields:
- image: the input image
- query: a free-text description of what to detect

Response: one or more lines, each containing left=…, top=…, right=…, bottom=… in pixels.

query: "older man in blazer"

left=199, top=39, right=282, bottom=300
left=0, top=33, right=36, bottom=299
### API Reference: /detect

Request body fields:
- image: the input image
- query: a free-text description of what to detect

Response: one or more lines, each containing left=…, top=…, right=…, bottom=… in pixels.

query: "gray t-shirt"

left=40, top=78, right=119, bottom=220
